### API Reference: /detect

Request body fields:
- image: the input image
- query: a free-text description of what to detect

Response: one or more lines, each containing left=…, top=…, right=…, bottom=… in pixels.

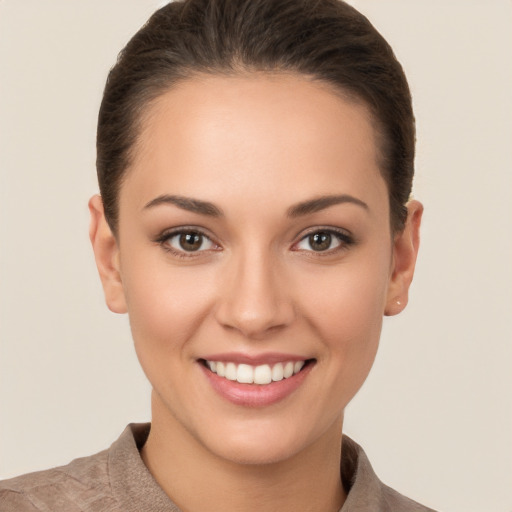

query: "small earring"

left=396, top=299, right=402, bottom=306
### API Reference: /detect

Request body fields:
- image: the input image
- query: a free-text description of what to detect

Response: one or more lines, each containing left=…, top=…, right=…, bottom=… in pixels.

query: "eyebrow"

left=287, top=194, right=369, bottom=217
left=143, top=194, right=223, bottom=217
left=143, top=193, right=368, bottom=218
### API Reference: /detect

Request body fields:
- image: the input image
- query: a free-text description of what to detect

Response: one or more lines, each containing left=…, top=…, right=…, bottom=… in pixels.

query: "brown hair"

left=97, top=0, right=415, bottom=232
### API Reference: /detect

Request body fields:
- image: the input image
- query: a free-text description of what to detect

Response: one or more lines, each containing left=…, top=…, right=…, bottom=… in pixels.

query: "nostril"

left=213, top=263, right=296, bottom=337
left=215, top=302, right=296, bottom=339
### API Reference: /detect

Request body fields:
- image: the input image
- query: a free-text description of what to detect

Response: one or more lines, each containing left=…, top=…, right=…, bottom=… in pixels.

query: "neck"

left=141, top=393, right=346, bottom=512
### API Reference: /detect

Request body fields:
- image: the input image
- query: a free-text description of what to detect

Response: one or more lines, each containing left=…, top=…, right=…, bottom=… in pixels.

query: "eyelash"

left=154, top=226, right=355, bottom=259
left=154, top=228, right=219, bottom=259
left=292, top=227, right=355, bottom=255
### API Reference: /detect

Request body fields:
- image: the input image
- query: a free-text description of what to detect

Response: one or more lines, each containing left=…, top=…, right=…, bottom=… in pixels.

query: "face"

left=90, top=73, right=421, bottom=465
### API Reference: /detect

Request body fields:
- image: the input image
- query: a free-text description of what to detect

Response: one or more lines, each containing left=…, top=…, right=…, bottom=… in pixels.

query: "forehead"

left=123, top=73, right=386, bottom=213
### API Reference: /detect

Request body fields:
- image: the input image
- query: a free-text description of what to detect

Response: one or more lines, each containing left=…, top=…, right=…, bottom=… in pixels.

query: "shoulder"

left=341, top=435, right=438, bottom=512
left=379, top=483, right=438, bottom=512
left=0, top=448, right=116, bottom=512
left=0, top=424, right=154, bottom=512
left=0, top=488, right=40, bottom=512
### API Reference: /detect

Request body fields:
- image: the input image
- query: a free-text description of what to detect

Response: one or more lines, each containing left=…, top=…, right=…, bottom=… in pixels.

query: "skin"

left=89, top=73, right=422, bottom=512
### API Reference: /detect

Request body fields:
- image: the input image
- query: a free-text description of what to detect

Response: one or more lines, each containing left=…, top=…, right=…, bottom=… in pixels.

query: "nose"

left=214, top=249, right=295, bottom=339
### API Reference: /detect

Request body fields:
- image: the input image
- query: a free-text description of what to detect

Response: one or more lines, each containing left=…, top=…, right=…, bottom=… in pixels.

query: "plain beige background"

left=1, top=1, right=511, bottom=511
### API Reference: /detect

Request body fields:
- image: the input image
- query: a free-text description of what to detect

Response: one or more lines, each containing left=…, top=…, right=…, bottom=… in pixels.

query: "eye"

left=294, top=229, right=352, bottom=253
left=158, top=229, right=217, bottom=254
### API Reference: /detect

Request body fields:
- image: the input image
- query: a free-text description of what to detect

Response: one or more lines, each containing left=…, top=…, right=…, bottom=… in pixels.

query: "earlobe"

left=88, top=195, right=127, bottom=314
left=385, top=200, right=423, bottom=316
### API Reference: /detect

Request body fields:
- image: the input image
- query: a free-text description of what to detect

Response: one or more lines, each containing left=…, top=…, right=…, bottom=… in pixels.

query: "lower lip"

left=199, top=361, right=314, bottom=407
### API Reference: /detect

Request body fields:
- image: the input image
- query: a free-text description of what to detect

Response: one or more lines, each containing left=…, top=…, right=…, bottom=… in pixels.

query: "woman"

left=1, top=0, right=434, bottom=510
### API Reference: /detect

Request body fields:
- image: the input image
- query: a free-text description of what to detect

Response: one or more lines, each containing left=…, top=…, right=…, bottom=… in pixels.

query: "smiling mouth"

left=200, top=359, right=315, bottom=385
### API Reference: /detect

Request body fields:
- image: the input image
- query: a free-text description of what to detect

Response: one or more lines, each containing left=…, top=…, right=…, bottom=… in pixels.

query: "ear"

left=88, top=195, right=127, bottom=314
left=384, top=200, right=423, bottom=316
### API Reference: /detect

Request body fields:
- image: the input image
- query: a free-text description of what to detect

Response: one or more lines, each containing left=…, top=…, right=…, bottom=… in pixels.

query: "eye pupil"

left=179, top=232, right=202, bottom=251
left=309, top=232, right=331, bottom=251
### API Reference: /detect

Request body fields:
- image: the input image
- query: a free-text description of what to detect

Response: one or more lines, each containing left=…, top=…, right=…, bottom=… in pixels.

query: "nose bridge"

left=215, top=242, right=294, bottom=337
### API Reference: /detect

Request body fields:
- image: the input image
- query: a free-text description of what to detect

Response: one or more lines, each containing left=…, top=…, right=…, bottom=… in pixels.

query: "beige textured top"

left=0, top=424, right=437, bottom=511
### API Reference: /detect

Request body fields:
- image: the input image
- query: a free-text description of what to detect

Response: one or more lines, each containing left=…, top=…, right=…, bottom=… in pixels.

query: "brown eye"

left=308, top=232, right=332, bottom=251
left=295, top=229, right=353, bottom=254
left=163, top=230, right=216, bottom=253
left=179, top=232, right=203, bottom=251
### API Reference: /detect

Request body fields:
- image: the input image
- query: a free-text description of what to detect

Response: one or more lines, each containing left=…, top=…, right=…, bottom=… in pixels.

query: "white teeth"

left=225, top=362, right=237, bottom=381
left=283, top=361, right=294, bottom=378
left=236, top=364, right=254, bottom=384
left=271, top=363, right=284, bottom=382
left=254, top=364, right=272, bottom=385
left=216, top=361, right=226, bottom=377
left=294, top=361, right=304, bottom=373
left=206, top=359, right=307, bottom=385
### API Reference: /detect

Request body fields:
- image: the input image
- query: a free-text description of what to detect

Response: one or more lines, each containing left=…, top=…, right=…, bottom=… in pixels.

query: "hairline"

left=110, top=68, right=395, bottom=235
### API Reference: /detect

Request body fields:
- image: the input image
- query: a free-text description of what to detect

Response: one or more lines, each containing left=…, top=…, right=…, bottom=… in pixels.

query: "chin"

left=206, top=433, right=307, bottom=466
left=195, top=413, right=340, bottom=467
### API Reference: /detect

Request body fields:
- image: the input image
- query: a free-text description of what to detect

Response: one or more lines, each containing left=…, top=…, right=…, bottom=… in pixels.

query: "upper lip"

left=200, top=352, right=311, bottom=366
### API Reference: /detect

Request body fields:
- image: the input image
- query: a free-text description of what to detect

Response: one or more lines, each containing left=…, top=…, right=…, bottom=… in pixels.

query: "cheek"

left=303, top=257, right=389, bottom=330
left=299, top=253, right=390, bottom=374
left=120, top=254, right=216, bottom=363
